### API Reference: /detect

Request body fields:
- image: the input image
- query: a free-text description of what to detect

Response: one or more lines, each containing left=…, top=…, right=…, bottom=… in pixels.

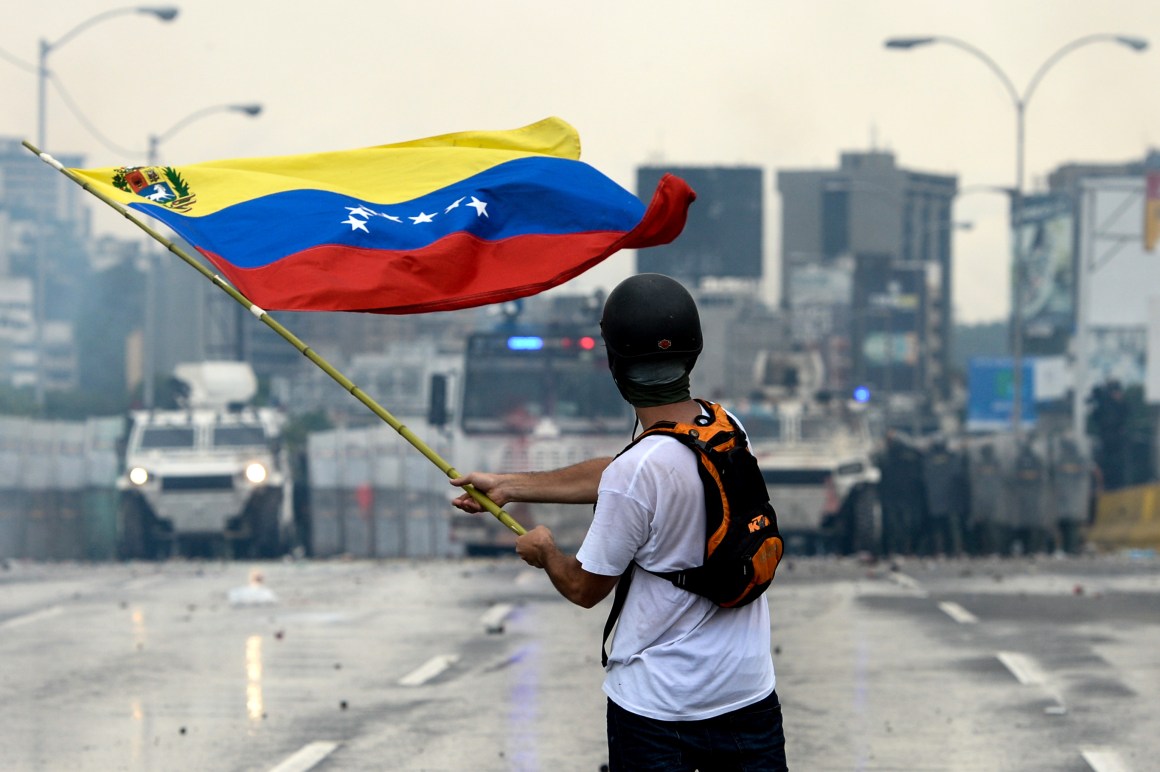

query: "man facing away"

left=451, top=273, right=787, bottom=771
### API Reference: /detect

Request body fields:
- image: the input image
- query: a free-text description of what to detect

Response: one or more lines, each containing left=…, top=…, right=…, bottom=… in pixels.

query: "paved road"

left=0, top=552, right=1156, bottom=771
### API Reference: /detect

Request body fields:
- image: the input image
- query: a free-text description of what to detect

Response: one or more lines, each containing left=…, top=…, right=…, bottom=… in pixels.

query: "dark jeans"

left=606, top=689, right=787, bottom=771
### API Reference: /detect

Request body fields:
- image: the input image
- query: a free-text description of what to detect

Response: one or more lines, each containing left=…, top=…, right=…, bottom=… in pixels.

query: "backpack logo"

left=748, top=513, right=771, bottom=533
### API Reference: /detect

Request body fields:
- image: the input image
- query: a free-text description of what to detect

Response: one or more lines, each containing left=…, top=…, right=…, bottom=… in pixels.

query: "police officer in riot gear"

left=1088, top=380, right=1130, bottom=491
left=966, top=443, right=1003, bottom=556
left=919, top=437, right=964, bottom=557
left=877, top=430, right=926, bottom=556
left=1052, top=436, right=1092, bottom=555
left=1011, top=440, right=1049, bottom=555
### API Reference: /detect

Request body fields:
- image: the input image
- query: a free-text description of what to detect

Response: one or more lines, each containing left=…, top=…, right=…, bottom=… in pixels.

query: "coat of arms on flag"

left=112, top=165, right=197, bottom=212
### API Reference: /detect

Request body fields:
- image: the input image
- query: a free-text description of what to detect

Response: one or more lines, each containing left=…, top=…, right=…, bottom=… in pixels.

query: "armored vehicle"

left=731, top=350, right=881, bottom=555
left=116, top=362, right=291, bottom=558
left=743, top=400, right=881, bottom=555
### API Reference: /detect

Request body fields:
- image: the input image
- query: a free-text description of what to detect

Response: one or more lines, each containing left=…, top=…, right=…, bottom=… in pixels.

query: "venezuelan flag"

left=71, top=117, right=696, bottom=314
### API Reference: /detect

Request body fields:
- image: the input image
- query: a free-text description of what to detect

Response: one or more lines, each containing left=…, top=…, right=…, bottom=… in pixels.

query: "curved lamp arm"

left=46, top=6, right=178, bottom=54
left=885, top=35, right=1019, bottom=107
left=1023, top=33, right=1148, bottom=104
left=148, top=103, right=263, bottom=164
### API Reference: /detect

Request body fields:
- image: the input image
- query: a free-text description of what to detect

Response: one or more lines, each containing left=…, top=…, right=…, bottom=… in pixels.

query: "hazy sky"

left=3, top=1, right=1160, bottom=324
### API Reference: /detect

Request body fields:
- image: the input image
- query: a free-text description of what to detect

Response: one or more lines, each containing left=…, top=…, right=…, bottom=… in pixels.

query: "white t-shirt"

left=575, top=423, right=776, bottom=722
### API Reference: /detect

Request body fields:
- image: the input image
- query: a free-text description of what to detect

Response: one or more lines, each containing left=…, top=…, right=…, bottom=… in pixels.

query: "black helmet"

left=600, top=273, right=702, bottom=383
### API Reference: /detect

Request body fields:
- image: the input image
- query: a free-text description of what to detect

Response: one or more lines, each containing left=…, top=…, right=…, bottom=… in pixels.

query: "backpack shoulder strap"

left=601, top=563, right=635, bottom=667
left=633, top=399, right=739, bottom=450
left=599, top=400, right=742, bottom=665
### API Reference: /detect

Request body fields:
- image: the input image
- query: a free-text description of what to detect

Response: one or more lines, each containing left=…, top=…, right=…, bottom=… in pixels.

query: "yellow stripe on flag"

left=69, top=117, right=581, bottom=217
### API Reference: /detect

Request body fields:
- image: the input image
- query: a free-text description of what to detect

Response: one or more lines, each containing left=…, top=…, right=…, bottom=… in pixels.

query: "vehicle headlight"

left=128, top=467, right=149, bottom=486
left=245, top=463, right=268, bottom=484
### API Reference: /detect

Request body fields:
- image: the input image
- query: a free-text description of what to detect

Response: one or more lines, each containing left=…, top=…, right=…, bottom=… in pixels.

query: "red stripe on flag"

left=202, top=173, right=697, bottom=314
left=202, top=231, right=630, bottom=314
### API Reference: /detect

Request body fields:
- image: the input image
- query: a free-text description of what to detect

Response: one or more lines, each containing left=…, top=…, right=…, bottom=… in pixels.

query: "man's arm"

left=516, top=526, right=619, bottom=608
left=450, top=457, right=612, bottom=512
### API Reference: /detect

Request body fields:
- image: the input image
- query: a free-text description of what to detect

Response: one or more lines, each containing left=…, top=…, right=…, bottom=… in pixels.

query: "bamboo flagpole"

left=22, top=140, right=526, bottom=537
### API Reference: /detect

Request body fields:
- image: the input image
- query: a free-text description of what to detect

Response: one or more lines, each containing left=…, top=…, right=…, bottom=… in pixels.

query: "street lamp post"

left=142, top=103, right=263, bottom=408
left=885, top=34, right=1148, bottom=441
left=32, top=5, right=178, bottom=410
left=37, top=6, right=179, bottom=150
left=147, top=103, right=262, bottom=166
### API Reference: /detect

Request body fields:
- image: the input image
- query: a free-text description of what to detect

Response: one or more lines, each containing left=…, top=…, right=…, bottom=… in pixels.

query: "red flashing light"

left=579, top=336, right=596, bottom=350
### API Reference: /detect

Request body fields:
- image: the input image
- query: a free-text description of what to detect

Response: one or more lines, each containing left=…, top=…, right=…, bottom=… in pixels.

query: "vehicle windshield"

left=212, top=425, right=267, bottom=448
left=139, top=427, right=195, bottom=449
left=461, top=333, right=630, bottom=434
left=800, top=415, right=838, bottom=442
left=733, top=412, right=782, bottom=443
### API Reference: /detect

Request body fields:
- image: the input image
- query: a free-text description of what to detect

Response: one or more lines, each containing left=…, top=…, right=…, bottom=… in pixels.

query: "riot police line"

left=873, top=429, right=1096, bottom=558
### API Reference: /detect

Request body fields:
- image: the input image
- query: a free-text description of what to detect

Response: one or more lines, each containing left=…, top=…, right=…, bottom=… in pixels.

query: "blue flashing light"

left=852, top=386, right=871, bottom=404
left=507, top=335, right=544, bottom=351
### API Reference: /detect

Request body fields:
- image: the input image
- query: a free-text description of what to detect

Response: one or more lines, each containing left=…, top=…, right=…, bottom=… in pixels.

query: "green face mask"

left=614, top=372, right=691, bottom=408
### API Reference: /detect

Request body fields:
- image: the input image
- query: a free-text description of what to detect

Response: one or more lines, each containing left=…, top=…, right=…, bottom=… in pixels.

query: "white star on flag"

left=337, top=194, right=492, bottom=232
left=342, top=216, right=369, bottom=232
left=467, top=196, right=488, bottom=217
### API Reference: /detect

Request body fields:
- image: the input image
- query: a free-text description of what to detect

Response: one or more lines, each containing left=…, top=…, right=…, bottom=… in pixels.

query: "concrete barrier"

left=1089, top=483, right=1160, bottom=550
left=306, top=424, right=454, bottom=558
left=0, top=417, right=121, bottom=560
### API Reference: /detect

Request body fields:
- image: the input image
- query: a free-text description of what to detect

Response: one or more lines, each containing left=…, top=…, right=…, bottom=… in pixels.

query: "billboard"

left=1012, top=193, right=1074, bottom=354
left=786, top=260, right=852, bottom=308
left=1084, top=327, right=1146, bottom=391
left=636, top=166, right=762, bottom=282
left=1073, top=177, right=1160, bottom=411
left=966, top=357, right=1037, bottom=432
left=850, top=254, right=924, bottom=395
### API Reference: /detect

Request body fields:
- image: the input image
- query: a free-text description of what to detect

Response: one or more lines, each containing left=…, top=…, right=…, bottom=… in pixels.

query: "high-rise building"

left=0, top=138, right=88, bottom=397
left=777, top=151, right=957, bottom=401
left=635, top=166, right=763, bottom=287
left=0, top=277, right=35, bottom=388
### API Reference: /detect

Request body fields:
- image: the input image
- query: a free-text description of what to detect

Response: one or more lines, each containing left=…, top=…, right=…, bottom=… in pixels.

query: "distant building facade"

left=635, top=166, right=764, bottom=287
left=777, top=150, right=958, bottom=402
left=0, top=138, right=89, bottom=396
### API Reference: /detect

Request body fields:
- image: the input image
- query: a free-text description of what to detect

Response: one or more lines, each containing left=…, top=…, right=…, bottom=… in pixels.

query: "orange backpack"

left=602, top=400, right=783, bottom=664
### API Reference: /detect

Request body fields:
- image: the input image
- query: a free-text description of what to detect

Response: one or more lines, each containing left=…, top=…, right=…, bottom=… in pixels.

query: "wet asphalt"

left=0, top=551, right=1157, bottom=771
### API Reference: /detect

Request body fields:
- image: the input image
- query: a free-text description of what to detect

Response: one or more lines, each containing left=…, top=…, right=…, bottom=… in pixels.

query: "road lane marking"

left=268, top=741, right=339, bottom=772
left=399, top=654, right=459, bottom=686
left=997, top=651, right=1071, bottom=715
left=996, top=651, right=1046, bottom=685
left=0, top=606, right=63, bottom=630
left=121, top=575, right=165, bottom=591
left=480, top=603, right=514, bottom=633
left=938, top=601, right=978, bottom=624
left=886, top=572, right=929, bottom=597
left=1081, top=747, right=1131, bottom=772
